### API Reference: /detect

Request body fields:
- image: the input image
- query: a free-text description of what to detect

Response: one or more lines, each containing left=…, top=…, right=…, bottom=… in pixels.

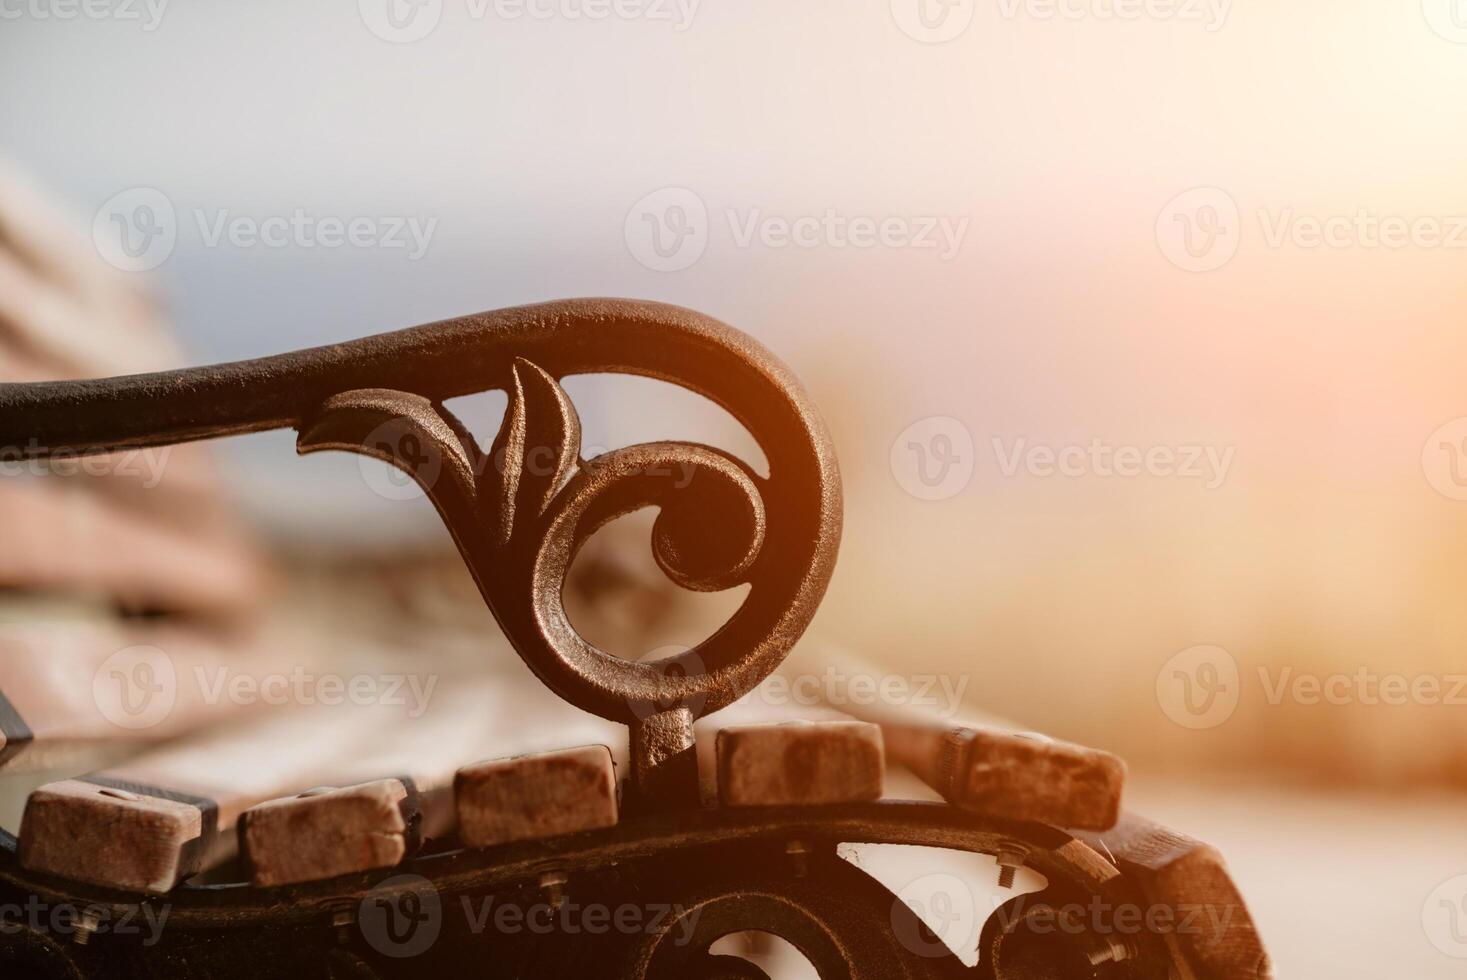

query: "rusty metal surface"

left=0, top=297, right=842, bottom=806
left=0, top=298, right=1258, bottom=978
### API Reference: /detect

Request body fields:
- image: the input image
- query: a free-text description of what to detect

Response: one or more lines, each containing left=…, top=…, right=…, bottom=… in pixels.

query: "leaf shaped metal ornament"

left=483, top=358, right=581, bottom=548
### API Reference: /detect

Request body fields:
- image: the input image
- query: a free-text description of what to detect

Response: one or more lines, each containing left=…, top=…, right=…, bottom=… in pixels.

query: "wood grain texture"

left=886, top=723, right=1125, bottom=831
left=455, top=744, right=618, bottom=849
left=240, top=779, right=418, bottom=888
left=237, top=680, right=545, bottom=885
left=17, top=778, right=212, bottom=895
left=789, top=646, right=1125, bottom=829
left=18, top=704, right=399, bottom=893
left=715, top=720, right=884, bottom=807
left=1079, top=812, right=1272, bottom=980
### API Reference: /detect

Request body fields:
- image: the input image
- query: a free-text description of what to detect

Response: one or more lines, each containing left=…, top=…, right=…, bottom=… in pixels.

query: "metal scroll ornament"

left=0, top=298, right=842, bottom=805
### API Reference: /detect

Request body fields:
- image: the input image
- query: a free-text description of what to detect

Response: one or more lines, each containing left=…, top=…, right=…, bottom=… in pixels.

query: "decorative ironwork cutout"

left=0, top=298, right=843, bottom=803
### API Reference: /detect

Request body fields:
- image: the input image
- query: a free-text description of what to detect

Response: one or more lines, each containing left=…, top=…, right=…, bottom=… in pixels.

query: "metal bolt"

left=72, top=907, right=102, bottom=946
left=785, top=840, right=810, bottom=878
left=322, top=898, right=355, bottom=943
left=995, top=847, right=1028, bottom=889
left=539, top=871, right=568, bottom=910
left=1087, top=936, right=1132, bottom=966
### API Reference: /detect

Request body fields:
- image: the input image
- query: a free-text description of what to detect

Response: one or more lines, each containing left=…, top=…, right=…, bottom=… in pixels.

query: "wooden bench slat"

left=241, top=680, right=625, bottom=883
left=18, top=702, right=405, bottom=893
left=1078, top=813, right=1272, bottom=980
left=455, top=743, right=619, bottom=850
left=885, top=722, right=1125, bottom=831
left=786, top=647, right=1125, bottom=830
left=715, top=719, right=884, bottom=807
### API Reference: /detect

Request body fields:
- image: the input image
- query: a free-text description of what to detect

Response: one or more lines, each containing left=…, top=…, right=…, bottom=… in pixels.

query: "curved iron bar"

left=0, top=298, right=842, bottom=803
left=0, top=802, right=1169, bottom=978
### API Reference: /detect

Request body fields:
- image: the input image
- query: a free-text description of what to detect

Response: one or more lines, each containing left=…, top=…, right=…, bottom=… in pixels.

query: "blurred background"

left=4, top=1, right=1467, bottom=975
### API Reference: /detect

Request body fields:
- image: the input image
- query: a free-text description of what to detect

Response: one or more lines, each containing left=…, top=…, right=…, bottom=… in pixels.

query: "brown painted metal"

left=0, top=297, right=842, bottom=808
left=0, top=298, right=1260, bottom=978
